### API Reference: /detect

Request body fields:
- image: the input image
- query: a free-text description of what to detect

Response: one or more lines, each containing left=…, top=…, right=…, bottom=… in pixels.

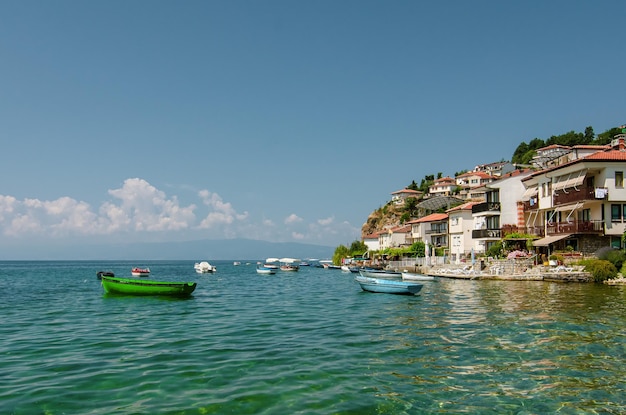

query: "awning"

left=553, top=170, right=586, bottom=192
left=554, top=202, right=584, bottom=221
left=554, top=202, right=583, bottom=212
left=533, top=234, right=573, bottom=246
left=521, top=186, right=538, bottom=201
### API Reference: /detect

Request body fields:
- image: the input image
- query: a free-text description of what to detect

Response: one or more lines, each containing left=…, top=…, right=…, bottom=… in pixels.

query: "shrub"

left=604, top=250, right=626, bottom=271
left=578, top=259, right=618, bottom=282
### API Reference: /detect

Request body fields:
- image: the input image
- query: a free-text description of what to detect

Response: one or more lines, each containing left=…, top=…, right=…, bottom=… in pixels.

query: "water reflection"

left=363, top=278, right=626, bottom=413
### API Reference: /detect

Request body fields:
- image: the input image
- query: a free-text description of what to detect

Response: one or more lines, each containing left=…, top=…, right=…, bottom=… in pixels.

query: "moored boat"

left=355, top=275, right=422, bottom=295
left=96, top=271, right=115, bottom=280
left=194, top=261, right=217, bottom=273
left=401, top=272, right=436, bottom=281
left=101, top=276, right=197, bottom=297
left=256, top=264, right=277, bottom=274
left=279, top=258, right=300, bottom=272
left=131, top=267, right=150, bottom=277
left=358, top=269, right=402, bottom=279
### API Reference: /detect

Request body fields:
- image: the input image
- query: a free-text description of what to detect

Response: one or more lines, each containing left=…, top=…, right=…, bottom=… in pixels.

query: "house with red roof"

left=390, top=188, right=423, bottom=206
left=407, top=213, right=449, bottom=249
left=446, top=202, right=477, bottom=263
left=378, top=225, right=412, bottom=249
left=520, top=134, right=626, bottom=254
left=362, top=232, right=381, bottom=252
left=428, top=177, right=457, bottom=197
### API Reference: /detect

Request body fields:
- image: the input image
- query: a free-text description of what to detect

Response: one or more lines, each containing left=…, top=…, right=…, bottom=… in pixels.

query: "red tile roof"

left=407, top=213, right=448, bottom=223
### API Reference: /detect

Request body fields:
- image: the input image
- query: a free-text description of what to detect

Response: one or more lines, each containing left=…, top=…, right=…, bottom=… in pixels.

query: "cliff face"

left=361, top=203, right=405, bottom=236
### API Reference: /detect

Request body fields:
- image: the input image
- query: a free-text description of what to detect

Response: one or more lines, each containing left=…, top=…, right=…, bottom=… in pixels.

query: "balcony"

left=472, top=202, right=501, bottom=214
left=525, top=226, right=545, bottom=237
left=522, top=200, right=539, bottom=211
left=472, top=228, right=502, bottom=239
left=546, top=220, right=604, bottom=236
left=425, top=228, right=448, bottom=235
left=553, top=186, right=607, bottom=206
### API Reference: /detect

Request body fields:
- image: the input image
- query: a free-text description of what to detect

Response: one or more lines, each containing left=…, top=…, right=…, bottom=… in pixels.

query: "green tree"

left=332, top=244, right=349, bottom=265
left=349, top=240, right=368, bottom=255
left=584, top=126, right=595, bottom=143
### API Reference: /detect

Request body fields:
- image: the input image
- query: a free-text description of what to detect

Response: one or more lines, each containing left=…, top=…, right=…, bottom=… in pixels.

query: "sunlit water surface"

left=1, top=260, right=625, bottom=414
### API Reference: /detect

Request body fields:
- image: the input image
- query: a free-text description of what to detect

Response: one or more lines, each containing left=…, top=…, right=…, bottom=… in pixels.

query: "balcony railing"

left=522, top=200, right=539, bottom=211
left=524, top=226, right=545, bottom=237
left=546, top=220, right=604, bottom=235
left=472, top=202, right=501, bottom=214
left=472, top=228, right=502, bottom=239
left=425, top=228, right=447, bottom=235
left=553, top=186, right=607, bottom=206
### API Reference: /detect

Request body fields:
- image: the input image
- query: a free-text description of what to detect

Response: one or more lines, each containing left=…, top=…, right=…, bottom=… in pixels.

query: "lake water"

left=1, top=260, right=625, bottom=414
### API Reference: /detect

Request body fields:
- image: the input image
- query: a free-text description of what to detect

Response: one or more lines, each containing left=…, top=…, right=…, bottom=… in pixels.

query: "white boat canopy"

left=266, top=258, right=280, bottom=262
left=279, top=258, right=300, bottom=263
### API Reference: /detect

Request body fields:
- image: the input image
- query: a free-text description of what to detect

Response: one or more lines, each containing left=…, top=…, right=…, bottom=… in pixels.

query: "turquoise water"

left=1, top=261, right=625, bottom=415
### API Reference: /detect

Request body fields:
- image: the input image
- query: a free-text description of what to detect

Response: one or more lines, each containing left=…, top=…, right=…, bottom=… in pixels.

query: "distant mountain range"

left=0, top=238, right=335, bottom=261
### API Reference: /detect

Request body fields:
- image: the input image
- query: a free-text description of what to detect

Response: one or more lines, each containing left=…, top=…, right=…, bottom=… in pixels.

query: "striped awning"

left=553, top=170, right=586, bottom=192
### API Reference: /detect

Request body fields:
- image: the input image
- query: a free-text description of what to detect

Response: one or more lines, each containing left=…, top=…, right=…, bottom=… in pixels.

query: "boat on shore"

left=401, top=272, right=436, bottom=281
left=101, top=276, right=197, bottom=297
left=131, top=267, right=150, bottom=277
left=358, top=269, right=402, bottom=279
left=355, top=275, right=423, bottom=295
left=194, top=261, right=216, bottom=273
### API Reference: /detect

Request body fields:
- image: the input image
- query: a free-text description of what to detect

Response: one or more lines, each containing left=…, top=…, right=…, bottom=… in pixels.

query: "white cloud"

left=0, top=179, right=360, bottom=246
left=108, top=178, right=196, bottom=231
left=317, top=216, right=334, bottom=226
left=198, top=190, right=248, bottom=228
left=284, top=214, right=303, bottom=225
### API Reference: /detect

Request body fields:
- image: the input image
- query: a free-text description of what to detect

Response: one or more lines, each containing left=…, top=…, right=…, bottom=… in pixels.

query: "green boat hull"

left=101, top=276, right=197, bottom=297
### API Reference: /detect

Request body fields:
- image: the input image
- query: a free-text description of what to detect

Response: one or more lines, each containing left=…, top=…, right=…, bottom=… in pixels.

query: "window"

left=616, top=171, right=624, bottom=188
left=611, top=204, right=622, bottom=221
left=580, top=209, right=591, bottom=222
left=611, top=237, right=622, bottom=249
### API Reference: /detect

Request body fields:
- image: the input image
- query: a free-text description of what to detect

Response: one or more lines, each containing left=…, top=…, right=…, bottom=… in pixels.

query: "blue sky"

left=0, top=0, right=624, bottom=256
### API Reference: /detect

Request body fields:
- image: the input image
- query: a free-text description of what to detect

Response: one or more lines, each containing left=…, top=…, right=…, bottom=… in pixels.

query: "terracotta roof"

left=390, top=225, right=412, bottom=233
left=407, top=213, right=448, bottom=223
left=583, top=149, right=626, bottom=161
left=446, top=202, right=477, bottom=212
left=391, top=188, right=422, bottom=195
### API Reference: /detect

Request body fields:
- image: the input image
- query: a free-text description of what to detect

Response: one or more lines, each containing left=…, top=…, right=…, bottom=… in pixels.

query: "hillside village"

left=361, top=129, right=626, bottom=265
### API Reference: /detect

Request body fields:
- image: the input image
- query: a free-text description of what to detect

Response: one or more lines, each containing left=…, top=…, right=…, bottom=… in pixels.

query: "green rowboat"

left=101, top=276, right=197, bottom=297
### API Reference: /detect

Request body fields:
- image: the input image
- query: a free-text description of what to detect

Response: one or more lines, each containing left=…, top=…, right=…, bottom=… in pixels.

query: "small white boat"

left=131, top=267, right=150, bottom=277
left=279, top=258, right=300, bottom=272
left=194, top=261, right=216, bottom=273
left=256, top=264, right=277, bottom=274
left=355, top=276, right=423, bottom=295
left=401, top=272, right=436, bottom=281
left=359, top=269, right=402, bottom=279
left=233, top=261, right=241, bottom=266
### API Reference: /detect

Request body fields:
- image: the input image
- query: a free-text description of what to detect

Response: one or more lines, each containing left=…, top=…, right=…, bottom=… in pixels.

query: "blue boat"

left=256, top=264, right=277, bottom=274
left=355, top=275, right=423, bottom=295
